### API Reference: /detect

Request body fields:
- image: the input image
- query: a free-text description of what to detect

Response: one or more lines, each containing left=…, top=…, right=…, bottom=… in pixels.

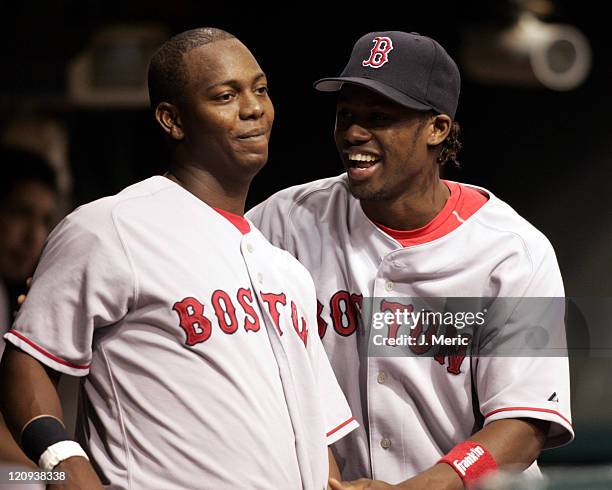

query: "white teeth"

left=348, top=153, right=379, bottom=162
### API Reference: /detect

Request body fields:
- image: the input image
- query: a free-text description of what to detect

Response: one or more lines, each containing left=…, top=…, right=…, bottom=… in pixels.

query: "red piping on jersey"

left=6, top=329, right=90, bottom=370
left=212, top=207, right=251, bottom=235
left=326, top=416, right=356, bottom=437
left=484, top=407, right=573, bottom=428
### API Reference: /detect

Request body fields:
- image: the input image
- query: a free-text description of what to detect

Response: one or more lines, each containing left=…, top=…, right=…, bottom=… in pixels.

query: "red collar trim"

left=373, top=181, right=487, bottom=247
left=212, top=207, right=251, bottom=235
left=374, top=181, right=460, bottom=242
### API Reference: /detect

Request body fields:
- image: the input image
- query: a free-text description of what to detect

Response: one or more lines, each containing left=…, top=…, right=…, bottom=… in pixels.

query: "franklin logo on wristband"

left=438, top=440, right=497, bottom=487
left=453, top=445, right=485, bottom=476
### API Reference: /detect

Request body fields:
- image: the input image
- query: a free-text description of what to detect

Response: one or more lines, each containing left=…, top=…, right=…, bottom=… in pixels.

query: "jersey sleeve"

left=294, top=259, right=358, bottom=446
left=252, top=191, right=359, bottom=444
left=309, top=327, right=359, bottom=445
left=475, top=241, right=573, bottom=449
left=3, top=205, right=135, bottom=377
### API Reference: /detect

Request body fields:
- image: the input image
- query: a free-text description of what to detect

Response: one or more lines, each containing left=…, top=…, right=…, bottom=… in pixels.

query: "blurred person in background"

left=0, top=145, right=59, bottom=465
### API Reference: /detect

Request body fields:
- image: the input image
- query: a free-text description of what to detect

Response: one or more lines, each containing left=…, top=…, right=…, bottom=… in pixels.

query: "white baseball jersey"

left=4, top=176, right=358, bottom=490
left=247, top=174, right=573, bottom=484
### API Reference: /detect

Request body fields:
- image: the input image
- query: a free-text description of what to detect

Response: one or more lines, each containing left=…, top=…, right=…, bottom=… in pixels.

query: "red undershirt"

left=213, top=207, right=251, bottom=235
left=374, top=181, right=488, bottom=247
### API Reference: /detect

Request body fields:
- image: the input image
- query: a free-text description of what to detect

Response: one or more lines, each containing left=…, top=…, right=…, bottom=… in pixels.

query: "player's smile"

left=344, top=149, right=382, bottom=182
left=235, top=127, right=269, bottom=151
left=236, top=127, right=267, bottom=139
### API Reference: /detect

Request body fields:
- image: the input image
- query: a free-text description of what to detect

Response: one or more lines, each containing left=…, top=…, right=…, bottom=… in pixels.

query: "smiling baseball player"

left=0, top=28, right=357, bottom=490
left=247, top=31, right=573, bottom=489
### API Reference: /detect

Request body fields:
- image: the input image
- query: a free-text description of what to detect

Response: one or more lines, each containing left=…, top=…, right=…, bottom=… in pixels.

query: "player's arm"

left=400, top=417, right=548, bottom=490
left=0, top=279, right=43, bottom=468
left=330, top=418, right=548, bottom=490
left=0, top=280, right=40, bottom=467
left=0, top=344, right=103, bottom=489
left=0, top=415, right=36, bottom=468
left=328, top=447, right=341, bottom=488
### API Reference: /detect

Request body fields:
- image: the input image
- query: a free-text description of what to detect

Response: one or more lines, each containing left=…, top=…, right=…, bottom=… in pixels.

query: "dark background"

left=2, top=0, right=609, bottom=298
left=1, top=0, right=610, bottom=467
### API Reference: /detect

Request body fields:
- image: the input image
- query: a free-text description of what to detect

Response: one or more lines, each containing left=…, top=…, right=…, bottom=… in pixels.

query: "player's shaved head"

left=148, top=27, right=236, bottom=110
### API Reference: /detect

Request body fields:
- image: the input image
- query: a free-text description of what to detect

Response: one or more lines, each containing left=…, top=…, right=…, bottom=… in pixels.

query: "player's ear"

left=155, top=102, right=184, bottom=141
left=427, top=114, right=452, bottom=146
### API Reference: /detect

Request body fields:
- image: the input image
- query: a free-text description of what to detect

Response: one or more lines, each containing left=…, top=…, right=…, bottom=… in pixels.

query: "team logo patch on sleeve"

left=362, top=36, right=394, bottom=68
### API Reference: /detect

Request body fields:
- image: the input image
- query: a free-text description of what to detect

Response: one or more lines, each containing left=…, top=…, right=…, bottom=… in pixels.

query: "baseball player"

left=247, top=31, right=573, bottom=489
left=0, top=28, right=357, bottom=490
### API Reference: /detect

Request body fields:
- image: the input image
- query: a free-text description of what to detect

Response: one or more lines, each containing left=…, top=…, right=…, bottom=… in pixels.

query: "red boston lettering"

left=439, top=325, right=470, bottom=375
left=379, top=299, right=413, bottom=342
left=173, top=297, right=213, bottom=345
left=211, top=290, right=238, bottom=334
left=330, top=291, right=359, bottom=337
left=291, top=301, right=308, bottom=347
left=409, top=309, right=436, bottom=356
left=236, top=287, right=260, bottom=333
left=260, top=292, right=287, bottom=336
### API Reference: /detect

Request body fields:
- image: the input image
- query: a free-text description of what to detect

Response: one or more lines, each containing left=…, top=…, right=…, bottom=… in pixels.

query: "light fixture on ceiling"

left=461, top=1, right=591, bottom=91
left=68, top=23, right=169, bottom=108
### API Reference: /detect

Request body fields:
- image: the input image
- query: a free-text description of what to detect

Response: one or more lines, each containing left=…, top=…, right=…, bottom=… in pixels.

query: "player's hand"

left=329, top=477, right=396, bottom=490
left=46, top=456, right=104, bottom=490
left=13, top=276, right=32, bottom=318
left=16, top=277, right=32, bottom=308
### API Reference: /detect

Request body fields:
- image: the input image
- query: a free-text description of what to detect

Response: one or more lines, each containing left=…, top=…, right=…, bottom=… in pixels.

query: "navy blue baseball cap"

left=314, top=31, right=461, bottom=118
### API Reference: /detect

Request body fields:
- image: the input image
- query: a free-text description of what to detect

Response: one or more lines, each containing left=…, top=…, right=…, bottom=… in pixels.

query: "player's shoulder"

left=250, top=174, right=350, bottom=214
left=267, top=173, right=350, bottom=203
left=61, top=176, right=169, bottom=235
left=246, top=174, right=353, bottom=247
left=466, top=182, right=556, bottom=258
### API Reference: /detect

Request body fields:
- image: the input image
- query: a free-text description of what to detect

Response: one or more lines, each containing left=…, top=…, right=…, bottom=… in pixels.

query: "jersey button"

left=377, top=372, right=386, bottom=384
left=380, top=438, right=391, bottom=450
left=247, top=243, right=254, bottom=253
left=385, top=281, right=394, bottom=292
left=257, top=272, right=264, bottom=284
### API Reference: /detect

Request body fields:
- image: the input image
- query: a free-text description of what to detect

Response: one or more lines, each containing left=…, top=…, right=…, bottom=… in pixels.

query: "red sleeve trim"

left=484, top=407, right=573, bottom=428
left=7, top=329, right=90, bottom=370
left=326, top=416, right=356, bottom=437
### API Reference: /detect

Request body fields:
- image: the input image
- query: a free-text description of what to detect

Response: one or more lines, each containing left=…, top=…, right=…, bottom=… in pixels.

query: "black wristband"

left=21, top=416, right=71, bottom=464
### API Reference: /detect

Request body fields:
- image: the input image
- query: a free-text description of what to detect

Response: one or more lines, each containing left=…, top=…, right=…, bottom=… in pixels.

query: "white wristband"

left=38, top=440, right=89, bottom=471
